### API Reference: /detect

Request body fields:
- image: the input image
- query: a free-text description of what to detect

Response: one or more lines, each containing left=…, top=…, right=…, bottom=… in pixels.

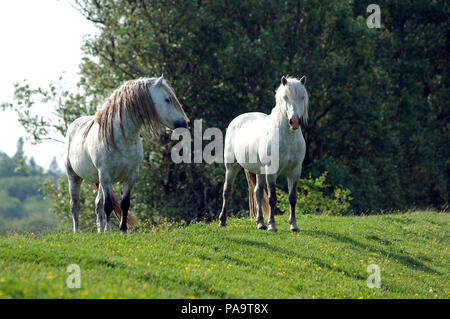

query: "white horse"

left=219, top=75, right=309, bottom=232
left=64, top=75, right=189, bottom=233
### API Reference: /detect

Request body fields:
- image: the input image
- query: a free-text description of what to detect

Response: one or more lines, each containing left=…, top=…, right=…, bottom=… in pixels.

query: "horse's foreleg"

left=95, top=185, right=105, bottom=233
left=287, top=177, right=300, bottom=232
left=266, top=175, right=278, bottom=232
left=255, top=174, right=267, bottom=230
left=219, top=164, right=239, bottom=227
left=99, top=173, right=114, bottom=233
left=68, top=174, right=82, bottom=233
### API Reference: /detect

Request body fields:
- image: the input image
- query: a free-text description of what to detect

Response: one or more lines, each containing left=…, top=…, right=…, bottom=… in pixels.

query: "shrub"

left=42, top=176, right=98, bottom=232
left=277, top=172, right=353, bottom=216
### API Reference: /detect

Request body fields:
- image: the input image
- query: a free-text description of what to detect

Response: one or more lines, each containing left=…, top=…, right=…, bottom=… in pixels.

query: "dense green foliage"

left=2, top=1, right=448, bottom=223
left=0, top=150, right=59, bottom=233
left=277, top=172, right=353, bottom=216
left=0, top=211, right=448, bottom=298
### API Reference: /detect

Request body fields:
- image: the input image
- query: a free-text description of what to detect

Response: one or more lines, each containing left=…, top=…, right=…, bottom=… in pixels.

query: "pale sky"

left=0, top=0, right=98, bottom=170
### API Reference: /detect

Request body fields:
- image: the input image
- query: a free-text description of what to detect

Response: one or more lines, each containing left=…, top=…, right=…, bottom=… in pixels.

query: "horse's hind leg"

left=67, top=163, right=82, bottom=233
left=98, top=171, right=114, bottom=233
left=219, top=163, right=239, bottom=227
left=255, top=174, right=267, bottom=230
left=101, top=184, right=118, bottom=233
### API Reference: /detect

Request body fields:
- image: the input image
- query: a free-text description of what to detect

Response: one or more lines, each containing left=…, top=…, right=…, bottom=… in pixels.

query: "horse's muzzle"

left=174, top=119, right=188, bottom=129
left=289, top=116, right=300, bottom=130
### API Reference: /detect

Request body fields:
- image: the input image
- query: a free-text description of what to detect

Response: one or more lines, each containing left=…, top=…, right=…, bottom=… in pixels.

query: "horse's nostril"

left=289, top=119, right=293, bottom=126
left=174, top=119, right=187, bottom=129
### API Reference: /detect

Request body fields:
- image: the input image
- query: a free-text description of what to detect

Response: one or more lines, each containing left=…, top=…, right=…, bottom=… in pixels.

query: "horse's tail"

left=91, top=183, right=139, bottom=227
left=244, top=169, right=270, bottom=220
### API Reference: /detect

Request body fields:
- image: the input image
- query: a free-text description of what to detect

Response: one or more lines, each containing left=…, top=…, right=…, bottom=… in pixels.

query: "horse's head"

left=276, top=75, right=308, bottom=130
left=151, top=75, right=190, bottom=129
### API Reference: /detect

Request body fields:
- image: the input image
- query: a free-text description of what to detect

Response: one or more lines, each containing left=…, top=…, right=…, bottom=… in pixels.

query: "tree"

left=48, top=156, right=62, bottom=178
left=0, top=151, right=56, bottom=232
left=2, top=0, right=448, bottom=221
left=15, top=137, right=24, bottom=159
left=0, top=152, right=18, bottom=178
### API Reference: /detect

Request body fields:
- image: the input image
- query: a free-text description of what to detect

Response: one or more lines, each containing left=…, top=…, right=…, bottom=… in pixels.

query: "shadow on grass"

left=224, top=229, right=438, bottom=277
left=224, top=236, right=368, bottom=282
left=305, top=229, right=438, bottom=275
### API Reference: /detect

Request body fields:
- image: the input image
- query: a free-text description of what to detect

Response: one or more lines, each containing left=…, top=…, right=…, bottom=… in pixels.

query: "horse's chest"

left=279, top=152, right=301, bottom=171
left=278, top=136, right=305, bottom=174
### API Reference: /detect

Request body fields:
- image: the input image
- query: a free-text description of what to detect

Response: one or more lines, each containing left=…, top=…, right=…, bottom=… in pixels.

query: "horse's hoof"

left=219, top=221, right=226, bottom=227
left=290, top=227, right=300, bottom=233
left=257, top=224, right=267, bottom=230
left=268, top=225, right=278, bottom=232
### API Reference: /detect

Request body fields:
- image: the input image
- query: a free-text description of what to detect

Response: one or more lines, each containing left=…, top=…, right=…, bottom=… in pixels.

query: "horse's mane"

left=83, top=77, right=186, bottom=150
left=275, top=77, right=309, bottom=125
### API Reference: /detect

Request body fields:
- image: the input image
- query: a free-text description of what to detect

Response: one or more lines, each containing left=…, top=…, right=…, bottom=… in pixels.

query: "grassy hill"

left=0, top=211, right=448, bottom=299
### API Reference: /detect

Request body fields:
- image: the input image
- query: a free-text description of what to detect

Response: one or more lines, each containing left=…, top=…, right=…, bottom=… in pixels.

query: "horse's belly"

left=70, top=149, right=99, bottom=182
left=110, top=157, right=142, bottom=183
left=232, top=133, right=261, bottom=168
left=68, top=134, right=99, bottom=182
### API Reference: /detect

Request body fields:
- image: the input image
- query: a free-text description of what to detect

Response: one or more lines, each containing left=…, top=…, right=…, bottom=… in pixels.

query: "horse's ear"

left=300, top=75, right=307, bottom=85
left=281, top=76, right=287, bottom=86
left=155, top=74, right=164, bottom=87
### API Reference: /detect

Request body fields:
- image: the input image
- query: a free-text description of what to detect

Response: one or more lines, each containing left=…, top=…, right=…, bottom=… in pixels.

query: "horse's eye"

left=165, top=98, right=171, bottom=104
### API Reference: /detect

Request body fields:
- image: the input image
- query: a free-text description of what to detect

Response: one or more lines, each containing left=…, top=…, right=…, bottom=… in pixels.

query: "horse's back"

left=225, top=112, right=268, bottom=147
left=228, top=112, right=268, bottom=128
left=66, top=116, right=94, bottom=137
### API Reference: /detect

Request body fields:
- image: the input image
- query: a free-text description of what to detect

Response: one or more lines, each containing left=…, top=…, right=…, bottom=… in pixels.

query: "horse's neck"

left=269, top=104, right=289, bottom=130
left=113, top=113, right=142, bottom=142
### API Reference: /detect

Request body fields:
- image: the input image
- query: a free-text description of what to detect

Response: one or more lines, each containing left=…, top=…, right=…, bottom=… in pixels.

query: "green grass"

left=0, top=211, right=448, bottom=299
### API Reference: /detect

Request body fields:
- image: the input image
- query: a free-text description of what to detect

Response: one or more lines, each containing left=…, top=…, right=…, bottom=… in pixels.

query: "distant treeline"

left=0, top=142, right=62, bottom=233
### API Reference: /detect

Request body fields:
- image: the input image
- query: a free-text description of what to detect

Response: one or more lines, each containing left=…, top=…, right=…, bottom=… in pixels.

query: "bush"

left=277, top=172, right=353, bottom=216
left=0, top=212, right=59, bottom=234
left=42, top=176, right=98, bottom=232
left=0, top=176, right=44, bottom=201
left=0, top=190, right=26, bottom=219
